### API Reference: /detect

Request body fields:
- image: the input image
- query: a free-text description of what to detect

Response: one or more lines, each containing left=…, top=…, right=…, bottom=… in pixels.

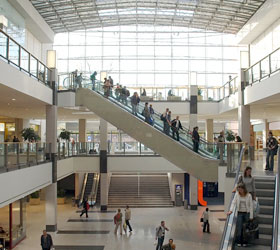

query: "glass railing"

left=57, top=72, right=238, bottom=102
left=245, top=47, right=280, bottom=86
left=0, top=29, right=52, bottom=88
left=0, top=142, right=51, bottom=173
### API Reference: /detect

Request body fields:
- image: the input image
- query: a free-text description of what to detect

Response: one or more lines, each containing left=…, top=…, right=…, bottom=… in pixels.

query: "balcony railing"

left=58, top=73, right=239, bottom=102
left=245, top=47, right=280, bottom=86
left=0, top=29, right=52, bottom=88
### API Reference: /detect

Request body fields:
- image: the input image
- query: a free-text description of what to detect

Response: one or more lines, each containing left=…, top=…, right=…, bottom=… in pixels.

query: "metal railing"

left=272, top=147, right=280, bottom=250
left=57, top=72, right=239, bottom=102
left=244, top=46, right=280, bottom=86
left=0, top=29, right=52, bottom=88
left=0, top=142, right=51, bottom=172
left=219, top=146, right=246, bottom=250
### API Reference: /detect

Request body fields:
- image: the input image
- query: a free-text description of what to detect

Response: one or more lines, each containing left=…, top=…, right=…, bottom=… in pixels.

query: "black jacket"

left=41, top=234, right=53, bottom=249
left=192, top=130, right=200, bottom=142
left=171, top=119, right=182, bottom=131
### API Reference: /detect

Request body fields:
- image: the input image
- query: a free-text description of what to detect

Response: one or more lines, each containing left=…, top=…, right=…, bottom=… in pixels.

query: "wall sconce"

left=47, top=50, right=56, bottom=69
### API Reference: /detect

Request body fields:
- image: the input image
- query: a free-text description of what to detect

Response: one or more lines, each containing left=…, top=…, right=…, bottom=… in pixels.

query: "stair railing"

left=219, top=145, right=246, bottom=250
left=272, top=146, right=280, bottom=249
left=79, top=173, right=88, bottom=207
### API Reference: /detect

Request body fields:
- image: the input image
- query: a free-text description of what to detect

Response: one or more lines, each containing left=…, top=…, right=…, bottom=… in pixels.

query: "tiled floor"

left=14, top=202, right=225, bottom=250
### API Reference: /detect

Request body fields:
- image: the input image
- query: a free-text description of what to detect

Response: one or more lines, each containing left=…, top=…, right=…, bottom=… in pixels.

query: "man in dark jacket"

left=80, top=198, right=89, bottom=218
left=171, top=116, right=183, bottom=141
left=192, top=126, right=200, bottom=153
left=41, top=230, right=53, bottom=250
left=265, top=131, right=278, bottom=171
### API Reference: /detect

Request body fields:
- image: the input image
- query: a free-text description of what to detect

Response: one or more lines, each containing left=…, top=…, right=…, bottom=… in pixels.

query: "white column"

left=263, top=119, right=269, bottom=149
left=206, top=119, right=214, bottom=142
left=189, top=175, right=198, bottom=209
left=100, top=119, right=108, bottom=151
left=45, top=183, right=57, bottom=232
left=238, top=105, right=250, bottom=145
left=79, top=119, right=86, bottom=142
left=189, top=85, right=198, bottom=130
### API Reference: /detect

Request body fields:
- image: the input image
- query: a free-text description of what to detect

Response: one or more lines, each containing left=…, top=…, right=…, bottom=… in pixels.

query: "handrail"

left=272, top=146, right=280, bottom=249
left=219, top=146, right=246, bottom=250
left=0, top=29, right=51, bottom=87
left=79, top=173, right=88, bottom=206
left=88, top=173, right=100, bottom=206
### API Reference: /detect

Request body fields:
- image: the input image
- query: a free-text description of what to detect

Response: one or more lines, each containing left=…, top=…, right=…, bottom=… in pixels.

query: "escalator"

left=76, top=83, right=219, bottom=182
left=220, top=148, right=279, bottom=250
left=79, top=173, right=100, bottom=206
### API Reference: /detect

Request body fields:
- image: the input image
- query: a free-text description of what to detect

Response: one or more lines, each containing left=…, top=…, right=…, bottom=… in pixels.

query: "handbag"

left=200, top=218, right=203, bottom=223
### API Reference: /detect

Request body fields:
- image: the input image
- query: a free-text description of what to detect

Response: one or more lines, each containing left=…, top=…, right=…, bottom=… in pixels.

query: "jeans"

left=156, top=237, right=164, bottom=250
left=172, top=129, right=179, bottom=141
left=236, top=212, right=249, bottom=245
left=132, top=104, right=138, bottom=115
left=266, top=150, right=275, bottom=171
left=193, top=141, right=199, bottom=153
left=125, top=219, right=132, bottom=232
left=203, top=220, right=210, bottom=232
left=92, top=80, right=95, bottom=90
left=163, top=122, right=170, bottom=135
left=80, top=208, right=88, bottom=218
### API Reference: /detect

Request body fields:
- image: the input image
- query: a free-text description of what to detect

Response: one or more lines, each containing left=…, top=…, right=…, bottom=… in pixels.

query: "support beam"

left=79, top=119, right=86, bottom=143
left=206, top=119, right=214, bottom=143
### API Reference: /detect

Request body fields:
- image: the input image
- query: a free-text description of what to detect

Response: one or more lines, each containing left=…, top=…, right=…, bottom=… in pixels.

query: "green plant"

left=30, top=191, right=40, bottom=199
left=208, top=97, right=214, bottom=101
left=57, top=189, right=66, bottom=198
left=226, top=130, right=235, bottom=142
left=59, top=129, right=71, bottom=141
left=21, top=128, right=40, bottom=142
left=198, top=88, right=202, bottom=96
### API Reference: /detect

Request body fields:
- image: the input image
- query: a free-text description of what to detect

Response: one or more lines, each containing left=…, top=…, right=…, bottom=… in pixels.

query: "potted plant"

left=59, top=129, right=70, bottom=141
left=30, top=191, right=40, bottom=205
left=197, top=88, right=203, bottom=101
left=57, top=189, right=66, bottom=204
left=21, top=128, right=40, bottom=142
left=225, top=130, right=235, bottom=142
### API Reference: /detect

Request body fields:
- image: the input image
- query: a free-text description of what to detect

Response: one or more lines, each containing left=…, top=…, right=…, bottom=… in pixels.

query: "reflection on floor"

left=14, top=201, right=225, bottom=250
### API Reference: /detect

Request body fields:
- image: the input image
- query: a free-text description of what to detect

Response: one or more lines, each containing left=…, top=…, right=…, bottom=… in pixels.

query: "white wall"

left=0, top=163, right=52, bottom=208
left=218, top=92, right=239, bottom=114
left=0, top=59, right=53, bottom=105
left=170, top=173, right=185, bottom=202
left=57, top=158, right=74, bottom=180
left=25, top=29, right=42, bottom=61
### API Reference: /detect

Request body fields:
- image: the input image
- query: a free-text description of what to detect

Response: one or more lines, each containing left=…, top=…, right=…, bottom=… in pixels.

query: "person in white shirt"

left=202, top=207, right=210, bottom=233
left=155, top=221, right=169, bottom=250
left=125, top=205, right=132, bottom=233
left=228, top=183, right=253, bottom=247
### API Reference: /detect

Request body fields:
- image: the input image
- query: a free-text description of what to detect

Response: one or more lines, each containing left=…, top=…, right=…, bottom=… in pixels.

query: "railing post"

left=4, top=144, right=8, bottom=171
left=6, top=36, right=9, bottom=60
left=16, top=143, right=20, bottom=167
left=123, top=142, right=125, bottom=154
left=67, top=142, right=70, bottom=157
left=58, top=143, right=61, bottom=160
left=28, top=53, right=31, bottom=76
left=259, top=62, right=262, bottom=80
left=26, top=143, right=30, bottom=167
left=36, top=143, right=39, bottom=165
left=63, top=143, right=65, bottom=158
left=269, top=54, right=272, bottom=75
left=140, top=143, right=142, bottom=155
left=227, top=144, right=233, bottom=172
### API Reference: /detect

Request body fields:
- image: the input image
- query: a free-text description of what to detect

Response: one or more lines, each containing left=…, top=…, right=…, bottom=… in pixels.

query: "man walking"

left=265, top=131, right=278, bottom=171
left=171, top=116, right=183, bottom=141
left=155, top=221, right=169, bottom=250
left=41, top=230, right=53, bottom=250
left=192, top=126, right=200, bottom=153
left=202, top=208, right=210, bottom=233
left=80, top=198, right=89, bottom=218
left=125, top=205, right=132, bottom=233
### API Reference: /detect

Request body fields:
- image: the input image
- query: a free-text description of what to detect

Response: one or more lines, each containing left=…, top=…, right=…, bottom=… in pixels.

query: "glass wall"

left=54, top=25, right=244, bottom=88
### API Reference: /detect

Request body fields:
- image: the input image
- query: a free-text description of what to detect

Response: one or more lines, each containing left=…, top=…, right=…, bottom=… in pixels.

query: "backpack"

left=273, top=138, right=278, bottom=154
left=86, top=202, right=90, bottom=210
left=160, top=114, right=166, bottom=122
left=126, top=90, right=130, bottom=97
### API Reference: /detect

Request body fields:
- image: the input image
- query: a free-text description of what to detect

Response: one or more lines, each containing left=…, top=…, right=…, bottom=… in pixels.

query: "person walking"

left=131, top=92, right=140, bottom=116
left=233, top=166, right=256, bottom=200
left=114, top=209, right=123, bottom=235
left=228, top=184, right=253, bottom=247
left=265, top=131, right=278, bottom=171
left=155, top=221, right=169, bottom=250
left=125, top=205, right=132, bottom=233
left=80, top=198, right=89, bottom=218
left=162, top=239, right=176, bottom=250
left=202, top=208, right=210, bottom=233
left=171, top=116, right=183, bottom=141
left=41, top=230, right=53, bottom=250
left=192, top=126, right=200, bottom=153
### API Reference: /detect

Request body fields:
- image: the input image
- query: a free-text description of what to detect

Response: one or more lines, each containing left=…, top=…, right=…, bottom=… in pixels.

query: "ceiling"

left=30, top=0, right=266, bottom=34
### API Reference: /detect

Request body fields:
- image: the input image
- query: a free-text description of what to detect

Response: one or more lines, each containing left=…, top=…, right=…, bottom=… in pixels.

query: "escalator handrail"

left=81, top=82, right=218, bottom=159
left=79, top=173, right=88, bottom=206
left=219, top=146, right=246, bottom=250
left=89, top=173, right=100, bottom=206
left=272, top=146, right=280, bottom=249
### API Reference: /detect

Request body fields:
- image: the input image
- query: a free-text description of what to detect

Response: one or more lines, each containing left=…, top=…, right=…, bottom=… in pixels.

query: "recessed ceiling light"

left=12, top=98, right=16, bottom=101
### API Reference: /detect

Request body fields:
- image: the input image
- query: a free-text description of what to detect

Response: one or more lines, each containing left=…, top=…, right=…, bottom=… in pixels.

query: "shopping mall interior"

left=0, top=0, right=280, bottom=249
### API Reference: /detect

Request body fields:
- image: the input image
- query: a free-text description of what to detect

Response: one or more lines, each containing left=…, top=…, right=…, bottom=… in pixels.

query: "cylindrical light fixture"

left=47, top=50, right=56, bottom=68
left=0, top=15, right=8, bottom=29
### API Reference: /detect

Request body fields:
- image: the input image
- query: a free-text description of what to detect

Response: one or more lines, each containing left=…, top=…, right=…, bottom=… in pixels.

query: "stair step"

left=259, top=224, right=273, bottom=235
left=257, top=214, right=273, bottom=224
left=256, top=189, right=275, bottom=197
left=258, top=197, right=274, bottom=206
left=255, top=182, right=275, bottom=189
left=259, top=205, right=274, bottom=215
left=251, top=234, right=272, bottom=246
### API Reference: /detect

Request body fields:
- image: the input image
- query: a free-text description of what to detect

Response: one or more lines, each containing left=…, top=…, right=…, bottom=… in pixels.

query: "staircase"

left=239, top=177, right=275, bottom=250
left=108, top=174, right=173, bottom=208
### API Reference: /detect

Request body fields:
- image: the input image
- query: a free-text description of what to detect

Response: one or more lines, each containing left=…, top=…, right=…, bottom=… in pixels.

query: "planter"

left=30, top=198, right=40, bottom=205
left=198, top=95, right=203, bottom=101
left=57, top=197, right=65, bottom=204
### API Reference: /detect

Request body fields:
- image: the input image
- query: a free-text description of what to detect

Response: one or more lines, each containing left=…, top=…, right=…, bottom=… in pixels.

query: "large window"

left=54, top=25, right=244, bottom=87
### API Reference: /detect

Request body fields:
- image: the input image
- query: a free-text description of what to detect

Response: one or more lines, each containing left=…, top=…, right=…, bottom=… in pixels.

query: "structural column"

left=79, top=119, right=86, bottom=142
left=100, top=119, right=108, bottom=211
left=205, top=119, right=214, bottom=142
left=45, top=67, right=58, bottom=232
left=15, top=118, right=30, bottom=141
left=262, top=119, right=269, bottom=149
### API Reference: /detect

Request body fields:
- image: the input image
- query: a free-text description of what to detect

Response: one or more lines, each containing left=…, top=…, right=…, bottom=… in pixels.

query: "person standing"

left=192, top=126, right=200, bottom=153
left=131, top=92, right=140, bottom=116
left=114, top=209, right=123, bottom=235
left=171, top=116, right=183, bottom=141
left=143, top=102, right=151, bottom=124
left=90, top=71, right=97, bottom=90
left=202, top=208, right=210, bottom=233
left=76, top=73, right=83, bottom=88
left=125, top=205, right=132, bottom=233
left=161, top=108, right=169, bottom=134
left=165, top=111, right=172, bottom=135
left=80, top=198, right=89, bottom=218
left=265, top=131, right=278, bottom=171
left=155, top=221, right=169, bottom=250
left=149, top=104, right=155, bottom=125
left=217, top=131, right=225, bottom=160
left=228, top=184, right=253, bottom=247
left=41, top=230, right=53, bottom=250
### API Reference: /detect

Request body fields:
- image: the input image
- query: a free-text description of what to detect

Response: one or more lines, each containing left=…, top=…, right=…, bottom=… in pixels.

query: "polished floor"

left=14, top=202, right=225, bottom=250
